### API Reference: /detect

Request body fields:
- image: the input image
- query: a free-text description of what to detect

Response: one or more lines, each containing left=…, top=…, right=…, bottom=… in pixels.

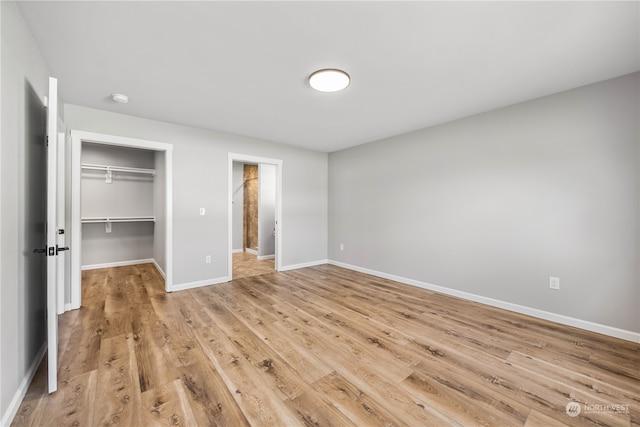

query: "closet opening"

left=70, top=131, right=173, bottom=310
left=80, top=143, right=156, bottom=268
left=228, top=153, right=282, bottom=280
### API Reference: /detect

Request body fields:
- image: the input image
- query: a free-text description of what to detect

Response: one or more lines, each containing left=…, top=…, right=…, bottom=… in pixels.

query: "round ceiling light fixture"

left=308, top=69, right=350, bottom=92
left=111, top=93, right=129, bottom=104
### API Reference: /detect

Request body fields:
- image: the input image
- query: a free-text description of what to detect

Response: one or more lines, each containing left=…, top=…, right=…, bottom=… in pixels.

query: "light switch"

left=200, top=208, right=205, bottom=216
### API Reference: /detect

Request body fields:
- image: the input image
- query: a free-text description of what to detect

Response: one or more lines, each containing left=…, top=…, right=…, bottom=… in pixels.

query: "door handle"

left=33, top=246, right=69, bottom=255
left=34, top=247, right=58, bottom=256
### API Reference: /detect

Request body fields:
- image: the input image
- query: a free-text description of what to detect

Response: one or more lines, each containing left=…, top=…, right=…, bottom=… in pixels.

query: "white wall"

left=329, top=72, right=640, bottom=335
left=64, top=104, right=329, bottom=287
left=0, top=0, right=51, bottom=422
left=259, top=163, right=276, bottom=257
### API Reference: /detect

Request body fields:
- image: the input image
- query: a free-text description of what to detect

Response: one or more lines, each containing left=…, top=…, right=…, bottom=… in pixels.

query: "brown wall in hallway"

left=243, top=164, right=259, bottom=250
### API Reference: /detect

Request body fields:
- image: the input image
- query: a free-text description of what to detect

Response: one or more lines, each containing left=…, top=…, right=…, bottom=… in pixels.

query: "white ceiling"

left=17, top=1, right=640, bottom=153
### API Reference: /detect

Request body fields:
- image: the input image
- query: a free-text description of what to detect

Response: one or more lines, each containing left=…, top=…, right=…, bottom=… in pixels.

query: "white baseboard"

left=1, top=342, right=47, bottom=426
left=81, top=258, right=155, bottom=271
left=232, top=249, right=244, bottom=254
left=328, top=260, right=640, bottom=344
left=171, top=276, right=230, bottom=292
left=257, top=254, right=275, bottom=261
left=245, top=248, right=258, bottom=256
left=152, top=259, right=166, bottom=279
left=280, top=259, right=328, bottom=272
left=64, top=303, right=79, bottom=312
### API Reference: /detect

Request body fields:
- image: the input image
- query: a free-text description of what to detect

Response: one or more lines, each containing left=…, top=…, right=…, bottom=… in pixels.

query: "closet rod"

left=81, top=216, right=156, bottom=224
left=81, top=163, right=156, bottom=176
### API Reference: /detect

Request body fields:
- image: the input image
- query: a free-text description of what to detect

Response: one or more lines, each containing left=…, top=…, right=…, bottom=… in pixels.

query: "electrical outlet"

left=340, top=243, right=344, bottom=251
left=549, top=276, right=560, bottom=290
left=205, top=255, right=211, bottom=264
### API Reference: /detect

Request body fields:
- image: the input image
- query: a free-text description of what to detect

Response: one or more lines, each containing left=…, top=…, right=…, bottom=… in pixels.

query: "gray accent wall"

left=1, top=0, right=51, bottom=421
left=329, top=72, right=640, bottom=333
left=64, top=104, right=328, bottom=286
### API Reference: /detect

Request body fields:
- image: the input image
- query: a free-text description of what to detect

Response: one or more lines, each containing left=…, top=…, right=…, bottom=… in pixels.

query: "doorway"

left=228, top=154, right=282, bottom=279
left=70, top=131, right=173, bottom=309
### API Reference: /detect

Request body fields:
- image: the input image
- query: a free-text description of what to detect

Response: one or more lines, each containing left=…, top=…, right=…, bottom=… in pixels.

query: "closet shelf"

left=82, top=216, right=155, bottom=233
left=82, top=216, right=156, bottom=224
left=81, top=163, right=156, bottom=176
left=82, top=163, right=155, bottom=183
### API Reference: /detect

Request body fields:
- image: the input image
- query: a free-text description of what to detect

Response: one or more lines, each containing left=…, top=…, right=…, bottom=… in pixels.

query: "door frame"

left=228, top=153, right=283, bottom=277
left=69, top=130, right=174, bottom=308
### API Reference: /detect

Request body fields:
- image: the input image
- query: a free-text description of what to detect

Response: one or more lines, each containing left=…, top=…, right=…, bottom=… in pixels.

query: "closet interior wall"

left=80, top=143, right=157, bottom=268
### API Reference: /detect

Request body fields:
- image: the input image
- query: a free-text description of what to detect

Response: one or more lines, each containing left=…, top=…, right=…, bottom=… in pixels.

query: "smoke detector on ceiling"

left=111, top=93, right=129, bottom=104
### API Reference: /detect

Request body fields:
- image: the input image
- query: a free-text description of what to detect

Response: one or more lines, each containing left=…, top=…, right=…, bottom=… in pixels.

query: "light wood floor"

left=12, top=263, right=639, bottom=426
left=233, top=252, right=275, bottom=279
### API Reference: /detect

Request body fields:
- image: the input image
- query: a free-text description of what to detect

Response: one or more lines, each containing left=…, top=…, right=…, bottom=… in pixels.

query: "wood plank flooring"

left=11, top=263, right=639, bottom=426
left=233, top=252, right=275, bottom=279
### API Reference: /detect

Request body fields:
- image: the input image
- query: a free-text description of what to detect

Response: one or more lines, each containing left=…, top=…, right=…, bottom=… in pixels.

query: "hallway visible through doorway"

left=231, top=159, right=277, bottom=279
left=228, top=153, right=282, bottom=279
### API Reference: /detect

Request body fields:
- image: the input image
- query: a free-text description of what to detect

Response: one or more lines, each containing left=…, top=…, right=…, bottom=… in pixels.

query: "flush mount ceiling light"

left=111, top=93, right=129, bottom=104
left=308, top=69, right=350, bottom=92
